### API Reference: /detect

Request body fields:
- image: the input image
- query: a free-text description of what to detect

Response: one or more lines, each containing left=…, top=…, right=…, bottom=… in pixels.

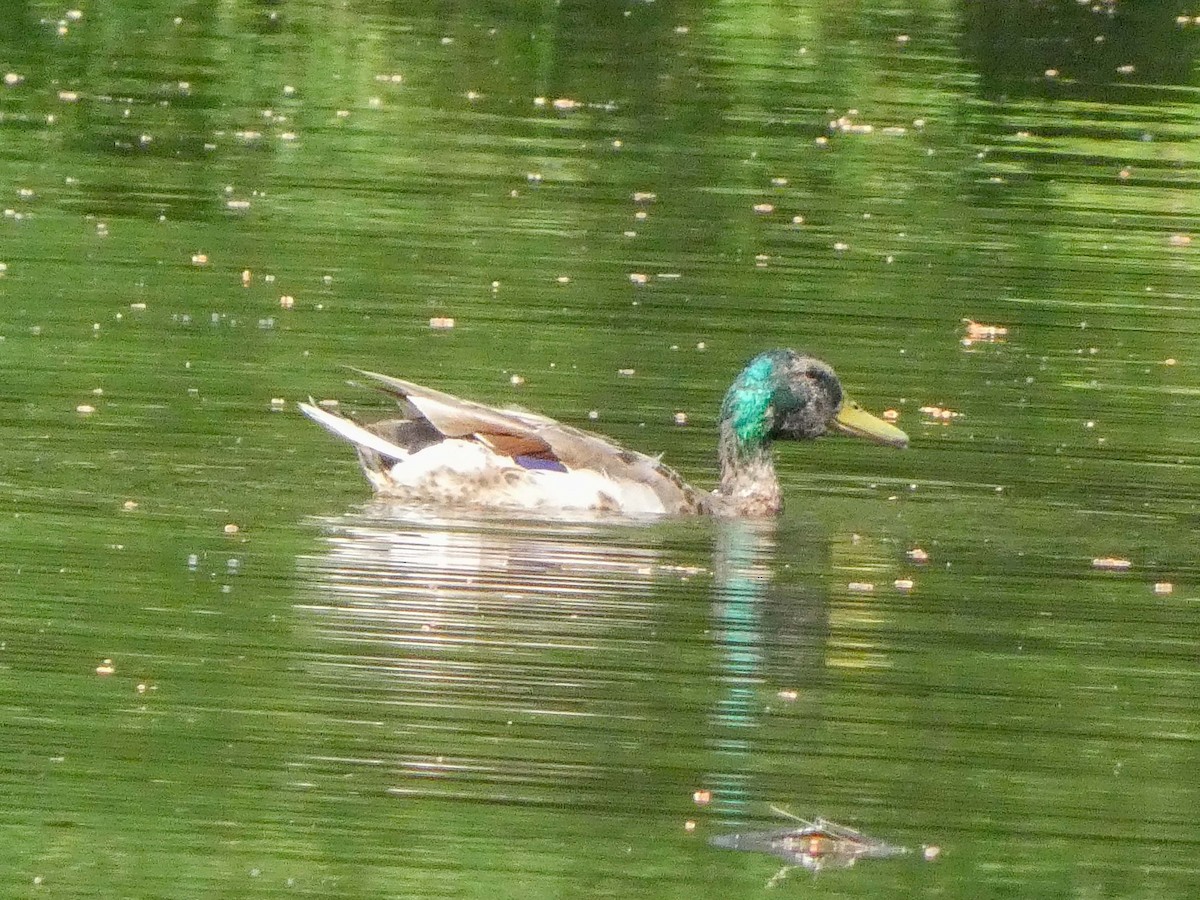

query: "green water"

left=2, top=2, right=1199, bottom=897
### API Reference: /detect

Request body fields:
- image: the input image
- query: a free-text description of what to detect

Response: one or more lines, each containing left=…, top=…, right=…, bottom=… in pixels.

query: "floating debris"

left=95, top=658, right=116, bottom=676
left=710, top=809, right=914, bottom=885
left=1092, top=557, right=1131, bottom=571
left=907, top=547, right=930, bottom=564
left=919, top=405, right=961, bottom=422
left=223, top=523, right=240, bottom=535
left=428, top=316, right=455, bottom=329
left=962, top=318, right=1008, bottom=345
left=1153, top=582, right=1173, bottom=595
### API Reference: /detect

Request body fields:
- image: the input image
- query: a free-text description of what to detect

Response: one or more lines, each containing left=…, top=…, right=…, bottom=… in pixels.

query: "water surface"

left=2, top=2, right=1199, bottom=897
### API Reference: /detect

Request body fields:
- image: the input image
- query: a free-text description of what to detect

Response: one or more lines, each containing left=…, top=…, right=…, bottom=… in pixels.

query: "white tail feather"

left=299, top=401, right=410, bottom=462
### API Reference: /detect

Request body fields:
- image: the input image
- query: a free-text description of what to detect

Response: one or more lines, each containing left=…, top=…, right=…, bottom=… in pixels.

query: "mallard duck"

left=300, top=349, right=907, bottom=517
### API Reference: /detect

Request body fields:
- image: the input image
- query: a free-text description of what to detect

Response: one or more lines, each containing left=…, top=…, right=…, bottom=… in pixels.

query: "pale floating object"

left=923, top=845, right=941, bottom=862
left=587, top=410, right=599, bottom=420
left=883, top=409, right=900, bottom=422
left=270, top=398, right=286, bottom=410
left=833, top=241, right=850, bottom=251
left=76, top=404, right=95, bottom=415
left=3, top=72, right=24, bottom=86
left=552, top=97, right=579, bottom=110
left=191, top=253, right=208, bottom=266
left=1044, top=68, right=1059, bottom=78
left=1153, top=582, right=1173, bottom=595
left=629, top=272, right=648, bottom=285
left=692, top=790, right=712, bottom=806
left=509, top=374, right=525, bottom=386
left=632, top=191, right=657, bottom=202
left=122, top=500, right=139, bottom=511
left=57, top=90, right=79, bottom=102
left=226, top=199, right=250, bottom=211
left=894, top=578, right=915, bottom=591
left=223, top=523, right=240, bottom=535
left=962, top=318, right=1008, bottom=343
left=617, top=368, right=635, bottom=377
left=279, top=295, right=294, bottom=309
left=673, top=411, right=688, bottom=426
left=753, top=203, right=775, bottom=214
left=556, top=275, right=570, bottom=284
left=130, top=302, right=146, bottom=311
left=1092, top=557, right=1131, bottom=571
left=907, top=547, right=930, bottom=563
left=241, top=269, right=251, bottom=286
left=95, top=658, right=115, bottom=676
left=428, top=316, right=455, bottom=329
left=1168, top=234, right=1192, bottom=247
left=776, top=689, right=798, bottom=701
left=919, top=405, right=961, bottom=422
left=1116, top=64, right=1135, bottom=75
left=847, top=581, right=875, bottom=593
left=317, top=399, right=338, bottom=409
left=684, top=820, right=697, bottom=833
left=792, top=215, right=805, bottom=224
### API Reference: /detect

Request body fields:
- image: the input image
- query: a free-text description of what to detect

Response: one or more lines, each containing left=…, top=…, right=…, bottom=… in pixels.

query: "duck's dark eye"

left=805, top=366, right=842, bottom=410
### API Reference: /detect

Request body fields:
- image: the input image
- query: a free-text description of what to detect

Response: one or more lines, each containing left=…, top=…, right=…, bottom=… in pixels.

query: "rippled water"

left=3, top=2, right=1200, bottom=897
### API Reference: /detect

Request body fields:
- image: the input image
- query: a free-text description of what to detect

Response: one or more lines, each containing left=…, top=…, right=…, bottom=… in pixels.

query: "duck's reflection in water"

left=293, top=504, right=710, bottom=806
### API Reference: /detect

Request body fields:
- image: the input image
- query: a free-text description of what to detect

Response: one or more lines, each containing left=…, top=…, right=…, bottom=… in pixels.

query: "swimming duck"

left=300, top=349, right=907, bottom=517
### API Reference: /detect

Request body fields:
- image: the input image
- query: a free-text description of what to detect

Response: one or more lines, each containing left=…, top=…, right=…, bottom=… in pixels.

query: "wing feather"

left=351, top=369, right=709, bottom=513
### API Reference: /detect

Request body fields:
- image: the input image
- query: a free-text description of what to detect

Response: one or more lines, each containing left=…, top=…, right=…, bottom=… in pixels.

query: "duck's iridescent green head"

left=719, top=350, right=907, bottom=453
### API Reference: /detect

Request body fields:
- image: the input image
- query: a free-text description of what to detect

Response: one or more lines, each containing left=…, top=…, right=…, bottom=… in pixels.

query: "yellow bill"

left=832, top=398, right=908, bottom=448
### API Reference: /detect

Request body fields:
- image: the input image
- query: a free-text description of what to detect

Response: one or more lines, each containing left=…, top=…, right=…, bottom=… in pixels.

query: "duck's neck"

left=713, top=354, right=791, bottom=516
left=716, top=410, right=782, bottom=517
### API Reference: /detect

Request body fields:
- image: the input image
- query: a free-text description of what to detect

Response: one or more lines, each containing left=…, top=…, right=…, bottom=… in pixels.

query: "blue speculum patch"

left=516, top=455, right=568, bottom=472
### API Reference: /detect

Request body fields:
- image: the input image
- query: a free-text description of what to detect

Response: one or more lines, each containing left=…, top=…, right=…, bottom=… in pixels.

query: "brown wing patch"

left=477, top=431, right=558, bottom=461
